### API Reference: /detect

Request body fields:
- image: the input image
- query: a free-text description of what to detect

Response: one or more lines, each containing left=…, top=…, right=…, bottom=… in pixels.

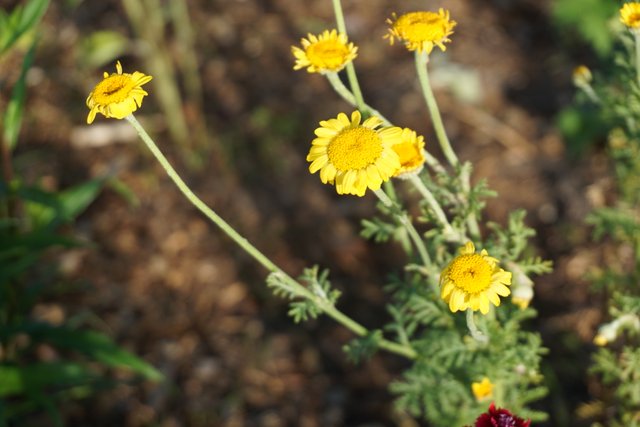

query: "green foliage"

left=0, top=14, right=162, bottom=424
left=267, top=266, right=341, bottom=323
left=552, top=0, right=619, bottom=58
left=0, top=0, right=49, bottom=56
left=568, top=9, right=640, bottom=426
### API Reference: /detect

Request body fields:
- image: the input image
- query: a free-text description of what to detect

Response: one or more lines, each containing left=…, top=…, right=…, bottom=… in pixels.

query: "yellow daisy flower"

left=385, top=9, right=456, bottom=54
left=471, top=377, right=494, bottom=401
left=292, top=29, right=358, bottom=73
left=440, top=242, right=512, bottom=314
left=620, top=2, right=640, bottom=29
left=86, top=61, right=153, bottom=124
left=392, top=128, right=426, bottom=178
left=307, top=111, right=403, bottom=196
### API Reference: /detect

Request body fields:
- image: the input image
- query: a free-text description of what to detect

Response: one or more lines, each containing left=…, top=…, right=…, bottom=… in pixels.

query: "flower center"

left=629, top=12, right=640, bottom=27
left=306, top=40, right=351, bottom=70
left=395, top=12, right=448, bottom=42
left=327, top=127, right=383, bottom=171
left=446, top=254, right=492, bottom=294
left=93, top=75, right=135, bottom=104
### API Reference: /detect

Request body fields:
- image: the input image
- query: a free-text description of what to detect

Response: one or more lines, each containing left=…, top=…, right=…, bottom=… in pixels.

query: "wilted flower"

left=86, top=61, right=152, bottom=124
left=292, top=29, right=358, bottom=73
left=385, top=9, right=456, bottom=54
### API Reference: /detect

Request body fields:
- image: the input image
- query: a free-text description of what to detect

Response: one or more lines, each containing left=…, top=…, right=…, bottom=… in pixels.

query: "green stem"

left=374, top=189, right=431, bottom=267
left=125, top=115, right=416, bottom=360
left=466, top=309, right=488, bottom=344
left=414, top=50, right=458, bottom=167
left=407, top=174, right=460, bottom=241
left=635, top=31, right=640, bottom=87
left=331, top=0, right=365, bottom=110
left=326, top=72, right=388, bottom=122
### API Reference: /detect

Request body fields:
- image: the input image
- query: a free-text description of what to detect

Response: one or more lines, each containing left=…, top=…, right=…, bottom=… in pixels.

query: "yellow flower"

left=307, top=111, right=403, bottom=196
left=572, top=65, right=592, bottom=87
left=620, top=2, right=640, bottom=29
left=392, top=128, right=426, bottom=178
left=440, top=242, right=512, bottom=314
left=471, top=377, right=494, bottom=401
left=385, top=9, right=456, bottom=54
left=292, top=29, right=358, bottom=73
left=86, top=61, right=152, bottom=124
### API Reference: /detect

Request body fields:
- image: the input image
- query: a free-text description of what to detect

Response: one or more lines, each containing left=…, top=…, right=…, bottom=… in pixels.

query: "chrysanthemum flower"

left=292, top=29, right=358, bottom=73
left=306, top=111, right=403, bottom=196
left=385, top=9, right=456, bottom=54
left=391, top=128, right=426, bottom=178
left=471, top=403, right=531, bottom=427
left=471, top=377, right=494, bottom=401
left=620, top=2, right=640, bottom=29
left=86, top=61, right=152, bottom=124
left=440, top=242, right=512, bottom=314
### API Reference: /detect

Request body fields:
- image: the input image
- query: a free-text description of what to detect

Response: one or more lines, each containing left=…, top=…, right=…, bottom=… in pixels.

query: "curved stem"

left=466, top=309, right=488, bottom=344
left=414, top=50, right=458, bottom=167
left=331, top=0, right=365, bottom=110
left=374, top=189, right=431, bottom=268
left=125, top=114, right=416, bottom=360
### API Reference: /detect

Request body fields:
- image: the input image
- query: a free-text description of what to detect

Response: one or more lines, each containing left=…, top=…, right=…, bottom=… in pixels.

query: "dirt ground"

left=7, top=0, right=613, bottom=425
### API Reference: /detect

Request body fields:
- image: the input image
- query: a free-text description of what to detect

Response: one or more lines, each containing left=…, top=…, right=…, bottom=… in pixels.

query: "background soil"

left=3, top=0, right=612, bottom=426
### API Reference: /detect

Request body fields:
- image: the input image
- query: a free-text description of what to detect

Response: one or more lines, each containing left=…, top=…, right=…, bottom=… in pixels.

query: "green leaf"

left=1, top=323, right=163, bottom=381
left=0, top=0, right=49, bottom=57
left=79, top=30, right=129, bottom=68
left=20, top=178, right=105, bottom=229
left=3, top=40, right=36, bottom=151
left=0, top=362, right=96, bottom=397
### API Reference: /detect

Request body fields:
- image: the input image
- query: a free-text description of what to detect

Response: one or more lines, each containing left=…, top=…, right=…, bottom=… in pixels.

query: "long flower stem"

left=331, top=0, right=365, bottom=110
left=414, top=52, right=481, bottom=239
left=326, top=72, right=390, bottom=122
left=125, top=115, right=416, bottom=360
left=407, top=174, right=459, bottom=240
left=415, top=51, right=458, bottom=167
left=374, top=189, right=431, bottom=267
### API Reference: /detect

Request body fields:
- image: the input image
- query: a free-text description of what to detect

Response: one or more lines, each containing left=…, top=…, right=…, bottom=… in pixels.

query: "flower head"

left=86, top=61, right=152, bottom=124
left=471, top=377, right=494, bottom=402
left=440, top=242, right=512, bottom=314
left=620, top=2, right=640, bottom=29
left=572, top=65, right=592, bottom=87
left=306, top=111, right=403, bottom=196
left=292, top=29, right=358, bottom=73
left=472, top=403, right=531, bottom=427
left=385, top=9, right=456, bottom=54
left=391, top=128, right=426, bottom=178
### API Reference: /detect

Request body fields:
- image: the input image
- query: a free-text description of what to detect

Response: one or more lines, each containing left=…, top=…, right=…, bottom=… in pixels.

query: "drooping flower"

left=306, top=111, right=402, bottom=196
left=472, top=403, right=531, bottom=427
left=572, top=65, right=592, bottom=87
left=292, top=29, right=358, bottom=73
left=471, top=377, right=494, bottom=402
left=86, top=61, right=153, bottom=124
left=385, top=9, right=456, bottom=54
left=391, top=128, right=426, bottom=178
left=620, top=2, right=640, bottom=30
left=440, top=242, right=512, bottom=314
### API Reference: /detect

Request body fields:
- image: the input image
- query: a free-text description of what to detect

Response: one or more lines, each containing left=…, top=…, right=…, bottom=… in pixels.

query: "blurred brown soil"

left=9, top=0, right=613, bottom=426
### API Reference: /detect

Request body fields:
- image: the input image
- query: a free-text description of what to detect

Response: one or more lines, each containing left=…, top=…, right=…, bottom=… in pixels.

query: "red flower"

left=473, top=403, right=531, bottom=427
